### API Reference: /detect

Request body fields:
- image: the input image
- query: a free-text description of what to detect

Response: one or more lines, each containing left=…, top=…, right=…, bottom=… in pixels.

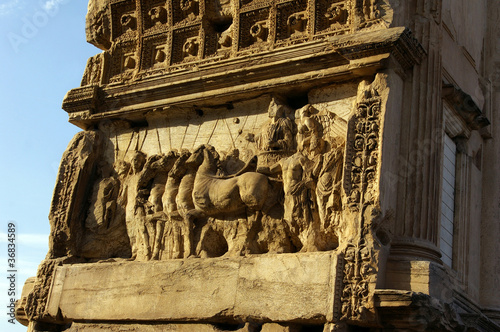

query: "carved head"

left=268, top=96, right=288, bottom=119
left=296, top=104, right=313, bottom=119
left=183, top=38, right=199, bottom=57
left=114, top=160, right=130, bottom=177
left=130, top=151, right=146, bottom=173
left=186, top=145, right=207, bottom=168
left=169, top=150, right=191, bottom=178
left=161, top=150, right=180, bottom=170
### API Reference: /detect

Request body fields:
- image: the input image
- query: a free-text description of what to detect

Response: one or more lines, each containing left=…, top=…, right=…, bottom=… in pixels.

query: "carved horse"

left=178, top=145, right=272, bottom=255
left=188, top=145, right=271, bottom=217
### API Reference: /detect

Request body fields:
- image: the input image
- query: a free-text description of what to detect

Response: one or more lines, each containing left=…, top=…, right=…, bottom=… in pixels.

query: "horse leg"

left=152, top=217, right=165, bottom=260
left=241, top=209, right=262, bottom=255
left=183, top=209, right=203, bottom=258
left=142, top=220, right=152, bottom=260
left=135, top=206, right=153, bottom=260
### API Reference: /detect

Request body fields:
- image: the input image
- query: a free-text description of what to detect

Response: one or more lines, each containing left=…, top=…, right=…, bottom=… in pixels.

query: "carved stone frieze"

left=51, top=93, right=357, bottom=262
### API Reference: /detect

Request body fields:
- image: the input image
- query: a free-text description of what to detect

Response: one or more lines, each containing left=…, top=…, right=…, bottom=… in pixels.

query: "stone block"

left=45, top=253, right=342, bottom=324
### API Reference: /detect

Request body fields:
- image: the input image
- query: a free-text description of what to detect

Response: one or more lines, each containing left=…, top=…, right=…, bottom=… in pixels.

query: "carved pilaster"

left=340, top=77, right=385, bottom=325
left=392, top=0, right=444, bottom=260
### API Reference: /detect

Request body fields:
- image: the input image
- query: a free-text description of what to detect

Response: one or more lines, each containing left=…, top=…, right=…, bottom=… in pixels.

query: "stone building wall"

left=14, top=1, right=500, bottom=331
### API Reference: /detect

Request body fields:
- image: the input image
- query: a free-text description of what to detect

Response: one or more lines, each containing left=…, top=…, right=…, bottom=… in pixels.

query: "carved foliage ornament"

left=340, top=83, right=381, bottom=323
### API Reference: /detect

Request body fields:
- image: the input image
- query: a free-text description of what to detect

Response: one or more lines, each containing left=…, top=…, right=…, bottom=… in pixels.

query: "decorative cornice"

left=63, top=27, right=425, bottom=128
left=375, top=290, right=467, bottom=332
left=334, top=27, right=425, bottom=70
left=443, top=84, right=490, bottom=131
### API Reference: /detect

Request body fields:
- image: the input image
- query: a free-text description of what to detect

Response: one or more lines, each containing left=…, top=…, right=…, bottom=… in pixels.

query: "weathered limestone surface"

left=45, top=253, right=341, bottom=324
left=15, top=0, right=500, bottom=331
left=66, top=322, right=300, bottom=332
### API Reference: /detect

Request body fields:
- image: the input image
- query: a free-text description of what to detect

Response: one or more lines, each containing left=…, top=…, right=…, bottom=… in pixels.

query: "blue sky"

left=0, top=1, right=98, bottom=330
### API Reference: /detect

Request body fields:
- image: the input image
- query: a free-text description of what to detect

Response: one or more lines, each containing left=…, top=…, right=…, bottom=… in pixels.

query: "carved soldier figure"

left=315, top=140, right=344, bottom=230
left=85, top=162, right=119, bottom=233
left=261, top=149, right=318, bottom=251
left=161, top=150, right=191, bottom=259
left=219, top=148, right=245, bottom=176
left=175, top=149, right=201, bottom=258
left=296, top=104, right=325, bottom=157
left=122, top=150, right=147, bottom=260
left=256, top=97, right=294, bottom=153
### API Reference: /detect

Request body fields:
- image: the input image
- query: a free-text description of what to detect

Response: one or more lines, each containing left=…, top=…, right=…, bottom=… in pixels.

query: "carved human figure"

left=262, top=150, right=318, bottom=251
left=255, top=97, right=294, bottom=153
left=115, top=160, right=130, bottom=214
left=175, top=148, right=203, bottom=258
left=315, top=141, right=344, bottom=230
left=122, top=151, right=147, bottom=260
left=296, top=104, right=325, bottom=157
left=137, top=151, right=179, bottom=260
left=220, top=149, right=245, bottom=175
left=85, top=162, right=119, bottom=234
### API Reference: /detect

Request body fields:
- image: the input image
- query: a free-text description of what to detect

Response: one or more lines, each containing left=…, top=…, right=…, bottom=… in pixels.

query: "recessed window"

left=440, top=134, right=456, bottom=267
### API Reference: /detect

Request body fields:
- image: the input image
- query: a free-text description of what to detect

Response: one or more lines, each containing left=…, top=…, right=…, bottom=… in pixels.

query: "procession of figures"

left=75, top=96, right=347, bottom=261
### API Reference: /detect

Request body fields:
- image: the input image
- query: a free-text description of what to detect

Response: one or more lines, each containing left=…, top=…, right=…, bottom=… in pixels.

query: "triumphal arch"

left=16, top=1, right=500, bottom=331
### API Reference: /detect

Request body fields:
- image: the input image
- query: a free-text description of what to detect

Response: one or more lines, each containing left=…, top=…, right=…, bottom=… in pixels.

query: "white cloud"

left=0, top=0, right=22, bottom=16
left=42, top=0, right=65, bottom=12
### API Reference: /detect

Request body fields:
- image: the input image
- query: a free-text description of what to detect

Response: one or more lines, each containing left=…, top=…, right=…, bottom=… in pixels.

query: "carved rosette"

left=81, top=0, right=383, bottom=85
left=340, top=83, right=382, bottom=323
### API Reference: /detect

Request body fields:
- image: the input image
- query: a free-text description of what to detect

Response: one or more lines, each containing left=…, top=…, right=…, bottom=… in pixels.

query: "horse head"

left=185, top=145, right=207, bottom=169
left=200, top=145, right=221, bottom=175
left=160, top=150, right=180, bottom=170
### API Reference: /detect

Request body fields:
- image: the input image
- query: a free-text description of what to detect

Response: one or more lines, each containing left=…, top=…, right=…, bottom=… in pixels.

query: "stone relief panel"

left=48, top=87, right=374, bottom=262
left=38, top=73, right=397, bottom=330
left=82, top=0, right=388, bottom=85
